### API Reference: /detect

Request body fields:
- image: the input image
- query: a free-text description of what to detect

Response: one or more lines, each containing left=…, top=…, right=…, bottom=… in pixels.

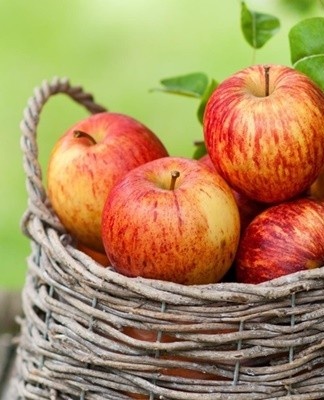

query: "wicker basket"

left=16, top=77, right=324, bottom=400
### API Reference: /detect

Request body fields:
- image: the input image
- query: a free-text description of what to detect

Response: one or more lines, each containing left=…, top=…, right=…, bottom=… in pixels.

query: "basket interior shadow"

left=16, top=77, right=324, bottom=400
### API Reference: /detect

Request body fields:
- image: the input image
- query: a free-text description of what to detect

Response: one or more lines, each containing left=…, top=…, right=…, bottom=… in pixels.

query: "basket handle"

left=20, top=77, right=107, bottom=234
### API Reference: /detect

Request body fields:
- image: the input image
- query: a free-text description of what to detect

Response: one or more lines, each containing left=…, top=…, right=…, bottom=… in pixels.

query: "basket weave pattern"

left=17, top=78, right=324, bottom=399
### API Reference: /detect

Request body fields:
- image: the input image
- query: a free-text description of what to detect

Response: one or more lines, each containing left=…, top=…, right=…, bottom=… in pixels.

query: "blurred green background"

left=1, top=0, right=322, bottom=289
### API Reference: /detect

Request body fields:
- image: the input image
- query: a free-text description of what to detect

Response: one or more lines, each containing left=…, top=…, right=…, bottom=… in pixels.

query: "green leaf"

left=241, top=1, right=280, bottom=49
left=289, top=17, right=324, bottom=64
left=197, top=79, right=218, bottom=124
left=153, top=72, right=218, bottom=128
left=292, top=55, right=324, bottom=90
left=279, top=0, right=318, bottom=14
left=193, top=141, right=207, bottom=160
left=153, top=72, right=209, bottom=98
left=289, top=17, right=324, bottom=89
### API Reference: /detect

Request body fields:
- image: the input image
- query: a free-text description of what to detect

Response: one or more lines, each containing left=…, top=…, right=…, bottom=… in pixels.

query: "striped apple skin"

left=235, top=198, right=324, bottom=284
left=47, top=112, right=169, bottom=252
left=203, top=64, right=324, bottom=203
left=102, top=157, right=240, bottom=285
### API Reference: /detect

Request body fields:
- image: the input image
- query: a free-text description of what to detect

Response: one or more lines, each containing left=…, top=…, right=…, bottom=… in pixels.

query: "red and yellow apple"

left=203, top=64, right=324, bottom=203
left=101, top=157, right=240, bottom=285
left=47, top=112, right=168, bottom=252
left=235, top=198, right=324, bottom=284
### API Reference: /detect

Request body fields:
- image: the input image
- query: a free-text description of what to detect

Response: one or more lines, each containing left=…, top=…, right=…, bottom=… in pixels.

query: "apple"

left=203, top=64, right=324, bottom=204
left=308, top=165, right=324, bottom=201
left=101, top=157, right=240, bottom=285
left=198, top=153, right=217, bottom=171
left=235, top=198, right=324, bottom=284
left=122, top=326, right=226, bottom=399
left=47, top=112, right=169, bottom=252
left=199, top=154, right=266, bottom=233
left=77, top=242, right=109, bottom=266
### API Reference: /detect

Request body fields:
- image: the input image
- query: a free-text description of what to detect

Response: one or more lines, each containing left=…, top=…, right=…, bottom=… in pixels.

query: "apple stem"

left=264, top=65, right=270, bottom=97
left=170, top=170, right=180, bottom=190
left=73, top=130, right=97, bottom=145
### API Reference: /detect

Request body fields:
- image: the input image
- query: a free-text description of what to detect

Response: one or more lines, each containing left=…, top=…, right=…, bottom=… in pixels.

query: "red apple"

left=198, top=153, right=217, bottom=171
left=199, top=154, right=266, bottom=232
left=77, top=242, right=109, bottom=266
left=101, top=157, right=240, bottom=285
left=47, top=112, right=168, bottom=252
left=232, top=191, right=267, bottom=234
left=122, top=326, right=226, bottom=399
left=308, top=165, right=324, bottom=201
left=236, top=198, right=324, bottom=284
left=203, top=64, right=324, bottom=203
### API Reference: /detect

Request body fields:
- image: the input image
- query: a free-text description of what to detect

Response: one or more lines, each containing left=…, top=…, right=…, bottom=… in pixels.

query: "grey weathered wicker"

left=16, top=77, right=324, bottom=399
